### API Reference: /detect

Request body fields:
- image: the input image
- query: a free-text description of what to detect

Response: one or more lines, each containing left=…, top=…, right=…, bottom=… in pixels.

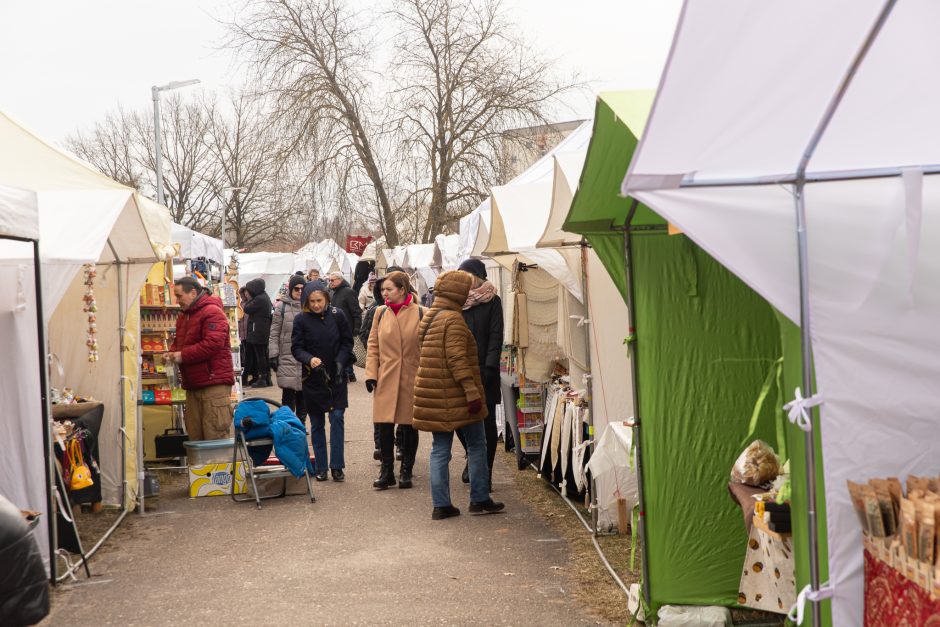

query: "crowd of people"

left=171, top=259, right=506, bottom=519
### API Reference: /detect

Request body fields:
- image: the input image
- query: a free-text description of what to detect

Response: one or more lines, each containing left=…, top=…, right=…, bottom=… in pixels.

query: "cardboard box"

left=188, top=462, right=247, bottom=497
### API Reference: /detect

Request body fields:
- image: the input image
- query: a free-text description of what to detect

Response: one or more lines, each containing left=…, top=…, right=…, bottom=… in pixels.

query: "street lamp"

left=221, top=186, right=248, bottom=250
left=151, top=79, right=201, bottom=206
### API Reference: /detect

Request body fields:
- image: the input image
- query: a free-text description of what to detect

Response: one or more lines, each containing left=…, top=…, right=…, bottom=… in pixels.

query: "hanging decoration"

left=82, top=263, right=98, bottom=364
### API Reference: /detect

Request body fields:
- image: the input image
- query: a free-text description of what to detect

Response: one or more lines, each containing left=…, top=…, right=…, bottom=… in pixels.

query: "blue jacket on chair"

left=234, top=401, right=313, bottom=477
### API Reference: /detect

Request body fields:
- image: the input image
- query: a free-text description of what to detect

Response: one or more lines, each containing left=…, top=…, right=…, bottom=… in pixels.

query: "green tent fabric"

left=564, top=90, right=833, bottom=622
left=564, top=91, right=659, bottom=304
left=632, top=231, right=783, bottom=609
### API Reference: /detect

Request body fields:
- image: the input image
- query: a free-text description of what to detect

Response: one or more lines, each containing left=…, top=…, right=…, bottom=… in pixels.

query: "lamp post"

left=222, top=186, right=248, bottom=250
left=151, top=79, right=200, bottom=206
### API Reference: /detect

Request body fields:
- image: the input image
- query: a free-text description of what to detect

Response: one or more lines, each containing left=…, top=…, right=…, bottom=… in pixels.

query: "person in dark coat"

left=328, top=271, right=362, bottom=382
left=238, top=287, right=253, bottom=386
left=291, top=280, right=354, bottom=482
left=242, top=278, right=273, bottom=387
left=455, top=259, right=504, bottom=490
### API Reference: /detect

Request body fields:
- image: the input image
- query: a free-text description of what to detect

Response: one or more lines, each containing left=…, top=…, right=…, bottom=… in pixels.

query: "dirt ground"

left=42, top=376, right=620, bottom=626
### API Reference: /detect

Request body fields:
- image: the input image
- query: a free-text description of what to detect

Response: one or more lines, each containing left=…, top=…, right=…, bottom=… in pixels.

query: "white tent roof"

left=538, top=150, right=588, bottom=249
left=622, top=2, right=937, bottom=624
left=401, top=243, right=436, bottom=271
left=432, top=233, right=461, bottom=270
left=484, top=121, right=592, bottom=258
left=226, top=250, right=296, bottom=300
left=171, top=222, right=224, bottom=263
left=295, top=239, right=355, bottom=278
left=0, top=184, right=39, bottom=240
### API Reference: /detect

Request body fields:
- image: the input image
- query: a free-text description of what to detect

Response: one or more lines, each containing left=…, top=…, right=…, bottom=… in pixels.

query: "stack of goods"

left=730, top=440, right=792, bottom=531
left=848, top=475, right=940, bottom=595
left=517, top=384, right=544, bottom=453
left=141, top=283, right=166, bottom=306
left=140, top=310, right=176, bottom=332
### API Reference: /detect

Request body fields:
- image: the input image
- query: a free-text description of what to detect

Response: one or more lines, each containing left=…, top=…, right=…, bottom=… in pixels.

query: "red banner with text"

left=345, top=235, right=373, bottom=255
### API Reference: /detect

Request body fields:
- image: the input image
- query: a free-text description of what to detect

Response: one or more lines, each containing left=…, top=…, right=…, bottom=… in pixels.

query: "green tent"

left=564, top=92, right=831, bottom=622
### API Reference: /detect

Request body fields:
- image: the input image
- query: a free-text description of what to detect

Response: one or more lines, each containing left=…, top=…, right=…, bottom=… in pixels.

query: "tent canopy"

left=622, top=3, right=938, bottom=624
left=171, top=222, right=224, bottom=263
left=0, top=184, right=39, bottom=240
left=563, top=91, right=657, bottom=303
left=432, top=233, right=460, bottom=270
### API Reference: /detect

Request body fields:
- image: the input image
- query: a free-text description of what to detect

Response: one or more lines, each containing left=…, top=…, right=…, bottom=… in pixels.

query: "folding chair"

left=231, top=398, right=315, bottom=509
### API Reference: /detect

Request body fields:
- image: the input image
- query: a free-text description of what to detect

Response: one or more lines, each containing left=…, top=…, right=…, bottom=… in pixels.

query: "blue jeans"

left=310, top=408, right=345, bottom=472
left=430, top=421, right=489, bottom=507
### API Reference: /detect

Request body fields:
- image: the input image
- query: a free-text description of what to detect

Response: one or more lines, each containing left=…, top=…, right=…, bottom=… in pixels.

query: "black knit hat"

left=458, top=258, right=487, bottom=281
left=288, top=274, right=306, bottom=293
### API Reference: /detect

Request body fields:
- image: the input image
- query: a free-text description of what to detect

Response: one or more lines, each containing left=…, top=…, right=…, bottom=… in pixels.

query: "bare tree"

left=204, top=93, right=289, bottom=249
left=228, top=0, right=403, bottom=246
left=391, top=0, right=575, bottom=242
left=65, top=107, right=146, bottom=190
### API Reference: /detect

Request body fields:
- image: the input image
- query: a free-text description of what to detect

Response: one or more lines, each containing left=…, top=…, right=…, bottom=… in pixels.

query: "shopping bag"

left=68, top=439, right=94, bottom=491
left=352, top=337, right=367, bottom=368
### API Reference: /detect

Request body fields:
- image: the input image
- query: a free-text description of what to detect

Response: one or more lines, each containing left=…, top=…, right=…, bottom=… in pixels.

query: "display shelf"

left=140, top=304, right=180, bottom=309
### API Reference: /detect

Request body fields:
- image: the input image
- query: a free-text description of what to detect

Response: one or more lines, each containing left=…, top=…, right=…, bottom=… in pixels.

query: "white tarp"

left=171, top=222, right=223, bottom=263
left=401, top=243, right=438, bottom=291
left=621, top=2, right=938, bottom=623
left=585, top=422, right=638, bottom=531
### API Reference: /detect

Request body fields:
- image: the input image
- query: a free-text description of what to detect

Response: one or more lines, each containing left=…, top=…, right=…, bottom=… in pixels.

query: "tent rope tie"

left=783, top=388, right=824, bottom=432
left=787, top=582, right=834, bottom=625
left=569, top=315, right=590, bottom=327
left=56, top=549, right=79, bottom=582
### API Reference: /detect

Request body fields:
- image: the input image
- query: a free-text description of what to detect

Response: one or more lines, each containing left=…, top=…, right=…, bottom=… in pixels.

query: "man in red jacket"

left=165, top=277, right=235, bottom=440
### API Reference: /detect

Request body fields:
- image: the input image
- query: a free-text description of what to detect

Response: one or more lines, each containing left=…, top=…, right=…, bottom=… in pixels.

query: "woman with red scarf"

left=364, top=271, right=425, bottom=490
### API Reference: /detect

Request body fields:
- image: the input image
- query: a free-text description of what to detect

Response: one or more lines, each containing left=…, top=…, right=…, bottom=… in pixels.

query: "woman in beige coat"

left=365, top=271, right=423, bottom=490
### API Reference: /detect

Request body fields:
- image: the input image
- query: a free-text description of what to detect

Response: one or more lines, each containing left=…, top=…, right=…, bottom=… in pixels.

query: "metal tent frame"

left=654, top=2, right=900, bottom=623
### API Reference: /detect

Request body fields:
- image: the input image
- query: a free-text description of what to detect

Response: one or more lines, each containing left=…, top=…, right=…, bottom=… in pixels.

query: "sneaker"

left=469, top=499, right=505, bottom=515
left=431, top=505, right=461, bottom=520
left=314, top=471, right=328, bottom=481
left=331, top=469, right=345, bottom=482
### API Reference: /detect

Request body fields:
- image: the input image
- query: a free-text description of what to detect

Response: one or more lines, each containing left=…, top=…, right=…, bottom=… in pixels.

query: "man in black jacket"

left=243, top=278, right=273, bottom=387
left=328, top=271, right=362, bottom=382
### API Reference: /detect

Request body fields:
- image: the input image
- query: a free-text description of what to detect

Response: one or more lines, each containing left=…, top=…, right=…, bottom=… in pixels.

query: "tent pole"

left=622, top=200, right=651, bottom=611
left=107, top=241, right=130, bottom=512
left=791, top=4, right=897, bottom=623
left=32, top=239, right=57, bottom=583
left=578, top=239, right=598, bottom=535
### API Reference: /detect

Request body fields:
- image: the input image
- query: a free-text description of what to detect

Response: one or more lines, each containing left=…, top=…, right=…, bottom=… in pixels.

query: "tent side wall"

left=633, top=231, right=783, bottom=609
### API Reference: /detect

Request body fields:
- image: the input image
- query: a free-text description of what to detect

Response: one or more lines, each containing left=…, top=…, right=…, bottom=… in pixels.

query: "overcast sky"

left=0, top=0, right=681, bottom=143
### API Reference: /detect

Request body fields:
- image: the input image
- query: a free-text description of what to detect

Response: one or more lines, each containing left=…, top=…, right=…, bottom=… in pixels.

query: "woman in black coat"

left=455, top=259, right=503, bottom=490
left=291, top=280, right=354, bottom=482
left=242, top=278, right=273, bottom=387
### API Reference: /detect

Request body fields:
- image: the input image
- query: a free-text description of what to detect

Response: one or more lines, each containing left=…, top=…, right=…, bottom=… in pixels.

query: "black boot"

left=399, top=464, right=413, bottom=489
left=373, top=460, right=396, bottom=490
left=461, top=461, right=470, bottom=484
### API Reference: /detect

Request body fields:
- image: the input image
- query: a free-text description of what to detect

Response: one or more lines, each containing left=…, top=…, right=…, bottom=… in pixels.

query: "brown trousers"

left=184, top=384, right=234, bottom=441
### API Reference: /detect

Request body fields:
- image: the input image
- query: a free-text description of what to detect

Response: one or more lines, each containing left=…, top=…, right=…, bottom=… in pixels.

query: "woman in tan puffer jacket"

left=413, top=270, right=504, bottom=520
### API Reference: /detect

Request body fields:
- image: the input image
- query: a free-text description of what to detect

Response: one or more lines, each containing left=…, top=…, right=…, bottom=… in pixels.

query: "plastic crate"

left=517, top=390, right=543, bottom=410
left=518, top=426, right=543, bottom=453
left=516, top=408, right=543, bottom=428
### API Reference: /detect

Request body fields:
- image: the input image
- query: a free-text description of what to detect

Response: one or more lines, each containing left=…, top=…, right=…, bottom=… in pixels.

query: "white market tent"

left=401, top=243, right=438, bottom=294
left=432, top=233, right=460, bottom=271
left=226, top=250, right=296, bottom=300
left=540, top=148, right=634, bottom=452
left=295, top=239, right=356, bottom=280
left=171, top=222, right=223, bottom=263
left=622, top=2, right=937, bottom=624
left=0, top=111, right=167, bottom=575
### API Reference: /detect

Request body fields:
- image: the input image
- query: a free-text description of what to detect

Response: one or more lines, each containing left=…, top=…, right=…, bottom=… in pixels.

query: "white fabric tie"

left=787, top=583, right=833, bottom=624
left=569, top=315, right=590, bottom=327
left=783, top=388, right=823, bottom=433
